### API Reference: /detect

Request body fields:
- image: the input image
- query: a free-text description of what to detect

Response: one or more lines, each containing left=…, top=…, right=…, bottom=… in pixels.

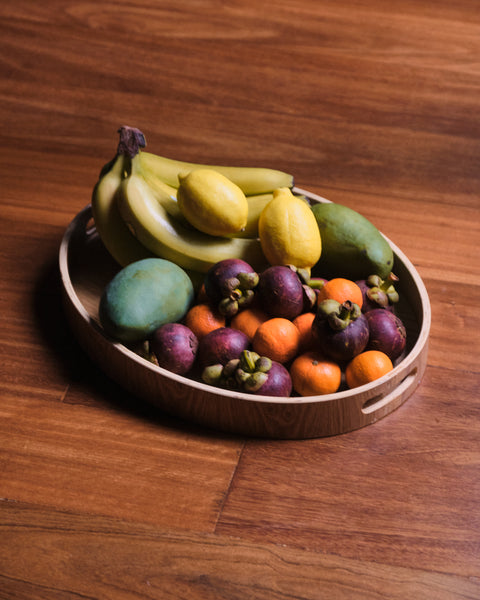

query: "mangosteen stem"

left=241, top=350, right=261, bottom=372
left=339, top=300, right=362, bottom=321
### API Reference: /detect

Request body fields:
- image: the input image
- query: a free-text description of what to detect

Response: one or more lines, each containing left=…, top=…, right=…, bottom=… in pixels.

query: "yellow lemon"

left=258, top=188, right=322, bottom=268
left=177, top=169, right=248, bottom=237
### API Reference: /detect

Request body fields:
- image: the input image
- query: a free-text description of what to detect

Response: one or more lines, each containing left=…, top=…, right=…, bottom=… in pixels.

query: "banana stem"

left=117, top=126, right=146, bottom=158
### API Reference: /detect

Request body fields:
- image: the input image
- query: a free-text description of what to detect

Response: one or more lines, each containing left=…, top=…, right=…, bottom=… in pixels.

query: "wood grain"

left=2, top=501, right=479, bottom=600
left=1, top=0, right=479, bottom=597
left=217, top=367, right=480, bottom=577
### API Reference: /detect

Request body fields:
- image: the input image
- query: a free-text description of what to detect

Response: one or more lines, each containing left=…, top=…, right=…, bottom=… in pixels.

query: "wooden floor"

left=1, top=2, right=479, bottom=598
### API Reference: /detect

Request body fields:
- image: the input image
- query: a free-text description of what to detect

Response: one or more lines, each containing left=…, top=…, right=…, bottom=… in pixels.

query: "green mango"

left=311, top=202, right=394, bottom=280
left=99, top=258, right=194, bottom=343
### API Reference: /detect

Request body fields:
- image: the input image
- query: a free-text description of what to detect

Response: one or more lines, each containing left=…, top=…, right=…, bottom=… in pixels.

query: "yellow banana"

left=91, top=153, right=154, bottom=266
left=239, top=193, right=273, bottom=238
left=140, top=166, right=188, bottom=225
left=139, top=150, right=294, bottom=196
left=116, top=155, right=268, bottom=274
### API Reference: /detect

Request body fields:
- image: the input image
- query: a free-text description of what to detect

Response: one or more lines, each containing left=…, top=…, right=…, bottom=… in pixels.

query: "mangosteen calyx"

left=218, top=271, right=259, bottom=317
left=285, top=264, right=311, bottom=285
left=302, top=284, right=317, bottom=311
left=201, top=350, right=274, bottom=392
left=366, top=273, right=400, bottom=306
left=201, top=359, right=240, bottom=389
left=235, top=350, right=273, bottom=393
left=317, top=299, right=363, bottom=331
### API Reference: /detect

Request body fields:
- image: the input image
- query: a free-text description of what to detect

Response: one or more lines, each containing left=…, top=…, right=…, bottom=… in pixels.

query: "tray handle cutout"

left=361, top=368, right=418, bottom=415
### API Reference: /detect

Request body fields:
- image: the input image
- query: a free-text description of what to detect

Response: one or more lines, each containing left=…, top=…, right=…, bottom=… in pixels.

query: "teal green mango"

left=99, top=258, right=194, bottom=343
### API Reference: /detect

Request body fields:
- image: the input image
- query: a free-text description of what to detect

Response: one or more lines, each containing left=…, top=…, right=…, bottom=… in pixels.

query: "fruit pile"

left=93, top=126, right=407, bottom=397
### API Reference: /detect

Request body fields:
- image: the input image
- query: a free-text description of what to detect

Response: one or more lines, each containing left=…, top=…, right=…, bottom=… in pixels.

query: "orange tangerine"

left=345, top=350, right=393, bottom=389
left=230, top=306, right=270, bottom=341
left=290, top=351, right=342, bottom=396
left=252, top=317, right=301, bottom=364
left=316, top=277, right=363, bottom=309
left=292, top=311, right=316, bottom=352
left=184, top=303, right=226, bottom=340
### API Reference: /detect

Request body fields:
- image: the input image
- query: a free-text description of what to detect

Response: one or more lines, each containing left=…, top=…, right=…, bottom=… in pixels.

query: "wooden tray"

left=59, top=189, right=431, bottom=439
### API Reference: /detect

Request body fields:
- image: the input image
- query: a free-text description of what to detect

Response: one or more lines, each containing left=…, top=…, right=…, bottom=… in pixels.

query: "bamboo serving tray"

left=59, top=189, right=431, bottom=439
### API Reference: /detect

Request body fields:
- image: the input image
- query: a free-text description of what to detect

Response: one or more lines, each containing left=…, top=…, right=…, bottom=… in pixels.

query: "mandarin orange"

left=345, top=350, right=393, bottom=388
left=292, top=311, right=316, bottom=352
left=290, top=351, right=342, bottom=396
left=252, top=317, right=301, bottom=364
left=230, top=306, right=270, bottom=341
left=316, top=277, right=363, bottom=309
left=184, top=303, right=226, bottom=340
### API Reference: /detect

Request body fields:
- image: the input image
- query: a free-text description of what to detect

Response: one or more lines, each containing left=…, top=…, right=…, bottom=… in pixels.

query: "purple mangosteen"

left=204, top=259, right=259, bottom=318
left=312, top=299, right=369, bottom=362
left=197, top=326, right=250, bottom=369
left=256, top=265, right=304, bottom=319
left=365, top=308, right=407, bottom=361
left=150, top=323, right=198, bottom=375
left=202, top=350, right=292, bottom=397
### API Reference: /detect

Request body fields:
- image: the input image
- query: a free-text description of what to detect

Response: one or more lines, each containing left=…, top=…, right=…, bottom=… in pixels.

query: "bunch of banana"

left=91, top=152, right=154, bottom=267
left=91, top=126, right=295, bottom=276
